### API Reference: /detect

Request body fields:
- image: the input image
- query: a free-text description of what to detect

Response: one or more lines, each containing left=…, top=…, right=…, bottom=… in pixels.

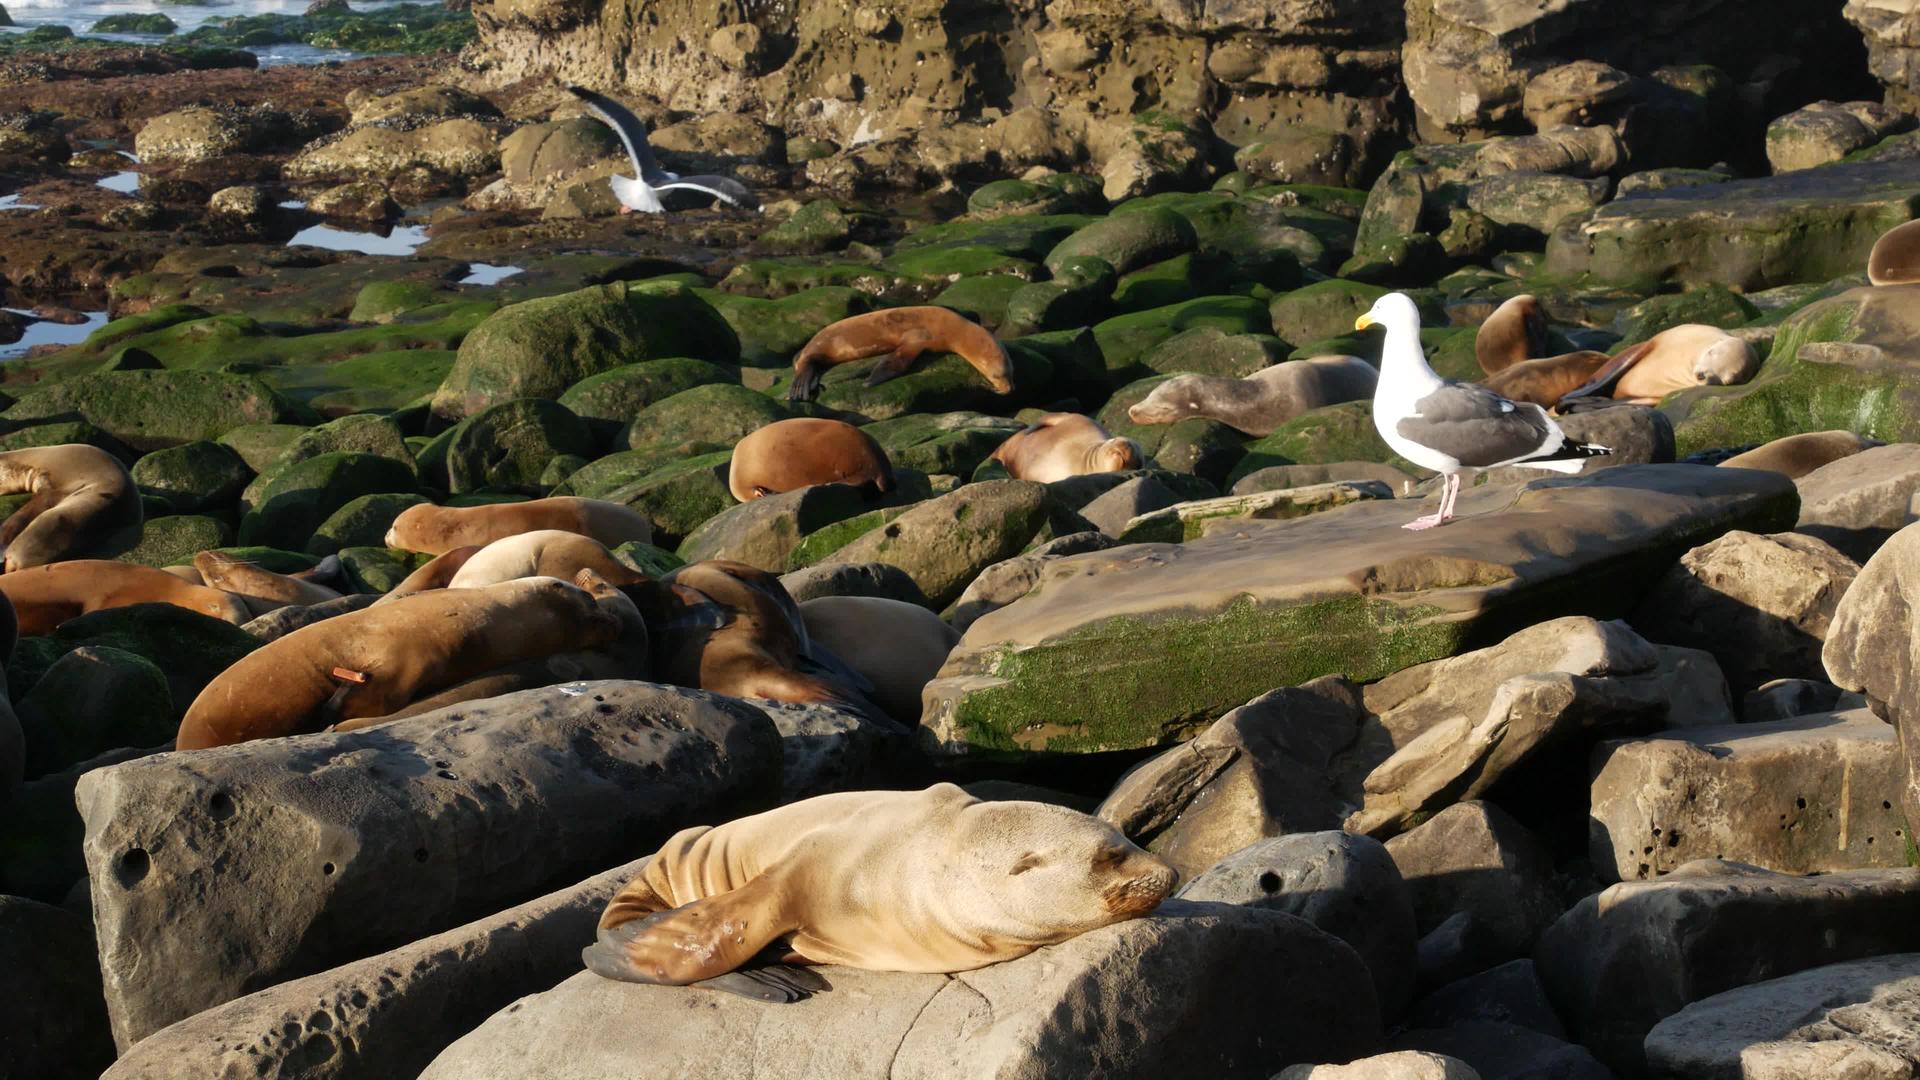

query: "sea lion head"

left=1127, top=376, right=1204, bottom=426
left=983, top=343, right=1016, bottom=395
left=385, top=503, right=436, bottom=551
left=951, top=799, right=1178, bottom=945
left=1095, top=437, right=1144, bottom=474
left=1868, top=219, right=1920, bottom=286
left=1695, top=336, right=1758, bottom=386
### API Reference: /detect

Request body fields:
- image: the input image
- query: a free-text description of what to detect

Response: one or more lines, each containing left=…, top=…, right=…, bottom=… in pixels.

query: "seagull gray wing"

left=654, top=175, right=762, bottom=211
left=564, top=84, right=670, bottom=184
left=1396, top=382, right=1557, bottom=468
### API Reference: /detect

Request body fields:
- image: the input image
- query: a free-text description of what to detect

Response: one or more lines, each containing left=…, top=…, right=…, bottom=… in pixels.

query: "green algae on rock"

left=447, top=399, right=595, bottom=495
left=129, top=441, right=252, bottom=514
left=7, top=605, right=259, bottom=716
left=113, top=515, right=233, bottom=569
left=597, top=451, right=735, bottom=548
left=4, top=371, right=295, bottom=453
left=1092, top=295, right=1271, bottom=386
left=696, top=286, right=873, bottom=368
left=559, top=358, right=733, bottom=446
left=626, top=384, right=787, bottom=453
left=676, top=484, right=876, bottom=573
left=819, top=479, right=1050, bottom=608
left=238, top=452, right=419, bottom=550
left=309, top=493, right=429, bottom=556
left=1226, top=400, right=1424, bottom=487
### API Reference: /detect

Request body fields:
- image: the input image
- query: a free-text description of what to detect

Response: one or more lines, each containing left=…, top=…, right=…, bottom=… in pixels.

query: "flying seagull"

left=1355, top=292, right=1610, bottom=531
left=563, top=85, right=761, bottom=214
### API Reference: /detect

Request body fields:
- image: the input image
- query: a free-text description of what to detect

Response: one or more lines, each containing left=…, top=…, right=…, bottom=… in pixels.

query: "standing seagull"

left=1355, top=292, right=1610, bottom=531
left=563, top=85, right=762, bottom=214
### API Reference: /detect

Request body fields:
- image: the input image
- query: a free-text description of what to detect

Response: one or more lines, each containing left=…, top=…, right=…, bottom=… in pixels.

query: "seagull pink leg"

left=1402, top=472, right=1453, bottom=531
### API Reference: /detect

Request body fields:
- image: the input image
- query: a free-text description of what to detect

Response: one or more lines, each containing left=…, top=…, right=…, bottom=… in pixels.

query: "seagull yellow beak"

left=1355, top=313, right=1376, bottom=331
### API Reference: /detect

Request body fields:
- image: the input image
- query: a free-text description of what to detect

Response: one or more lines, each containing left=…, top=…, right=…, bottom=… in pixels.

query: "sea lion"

left=1868, top=219, right=1920, bottom=286
left=786, top=307, right=1015, bottom=402
left=798, top=596, right=958, bottom=724
left=331, top=650, right=638, bottom=731
left=1475, top=294, right=1549, bottom=375
left=385, top=497, right=654, bottom=555
left=1719, top=430, right=1882, bottom=478
left=643, top=560, right=854, bottom=707
left=1126, top=356, right=1379, bottom=436
left=193, top=550, right=344, bottom=618
left=1562, top=324, right=1760, bottom=405
left=175, top=573, right=633, bottom=749
left=990, top=413, right=1143, bottom=484
left=0, top=444, right=143, bottom=573
left=0, top=560, right=250, bottom=635
left=378, top=545, right=482, bottom=602
left=727, top=418, right=896, bottom=502
left=446, top=530, right=649, bottom=590
left=584, top=783, right=1177, bottom=999
left=1479, top=350, right=1613, bottom=408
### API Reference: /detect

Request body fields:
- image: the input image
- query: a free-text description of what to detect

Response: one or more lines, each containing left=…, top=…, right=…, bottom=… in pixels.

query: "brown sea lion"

left=786, top=307, right=1015, bottom=402
left=1479, top=350, right=1613, bottom=408
left=446, top=530, right=649, bottom=590
left=1562, top=324, right=1760, bottom=405
left=727, top=418, right=896, bottom=502
left=990, top=413, right=1143, bottom=484
left=1719, top=431, right=1882, bottom=479
left=1126, top=356, right=1379, bottom=436
left=175, top=573, right=633, bottom=749
left=0, top=560, right=250, bottom=635
left=1475, top=294, right=1549, bottom=375
left=798, top=595, right=958, bottom=724
left=584, top=783, right=1177, bottom=999
left=193, top=550, right=343, bottom=618
left=1868, top=219, right=1920, bottom=286
left=643, top=559, right=853, bottom=707
left=385, top=497, right=654, bottom=555
left=0, top=444, right=143, bottom=573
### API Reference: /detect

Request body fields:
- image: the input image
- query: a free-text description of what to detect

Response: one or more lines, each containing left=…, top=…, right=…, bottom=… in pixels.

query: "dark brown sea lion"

left=1475, top=294, right=1549, bottom=375
left=1479, top=350, right=1613, bottom=408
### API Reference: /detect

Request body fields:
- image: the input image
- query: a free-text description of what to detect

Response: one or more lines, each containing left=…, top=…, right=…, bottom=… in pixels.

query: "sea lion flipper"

left=583, top=883, right=792, bottom=986
left=691, top=964, right=829, bottom=1004
left=1559, top=340, right=1654, bottom=404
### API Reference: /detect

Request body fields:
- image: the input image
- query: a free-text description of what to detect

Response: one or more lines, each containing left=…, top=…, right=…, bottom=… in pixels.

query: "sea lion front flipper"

left=582, top=878, right=793, bottom=987
left=691, top=962, right=830, bottom=1003
left=1558, top=340, right=1655, bottom=405
left=862, top=345, right=920, bottom=387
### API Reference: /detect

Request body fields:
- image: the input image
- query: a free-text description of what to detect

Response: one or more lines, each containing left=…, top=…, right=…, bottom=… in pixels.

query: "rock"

left=485, top=118, right=622, bottom=210
left=1100, top=678, right=1366, bottom=878
left=1407, top=960, right=1567, bottom=1039
left=1113, top=482, right=1394, bottom=544
left=0, top=745, right=159, bottom=904
left=1178, top=831, right=1418, bottom=1020
left=80, top=680, right=782, bottom=1048
left=708, top=22, right=774, bottom=74
left=4, top=370, right=291, bottom=453
left=207, top=185, right=270, bottom=221
left=1534, top=860, right=1920, bottom=1074
left=8, top=604, right=259, bottom=721
left=1231, top=127, right=1362, bottom=189
left=1849, top=0, right=1920, bottom=111
left=1741, top=676, right=1864, bottom=723
left=862, top=412, right=1026, bottom=477
left=100, top=857, right=647, bottom=1080
left=1822, top=519, right=1920, bottom=839
left=779, top=561, right=930, bottom=607
left=1276, top=1053, right=1480, bottom=1080
left=17, top=646, right=172, bottom=780
left=1630, top=530, right=1858, bottom=697
left=1044, top=208, right=1198, bottom=278
left=1793, top=443, right=1920, bottom=561
left=947, top=530, right=1118, bottom=632
left=625, top=384, right=786, bottom=453
left=219, top=424, right=308, bottom=473
left=1231, top=462, right=1414, bottom=495
left=0, top=896, right=113, bottom=1080
left=346, top=86, right=496, bottom=126
left=650, top=113, right=785, bottom=174
left=1523, top=61, right=1638, bottom=129
left=1388, top=1023, right=1609, bottom=1080
left=1384, top=802, right=1563, bottom=987
left=309, top=180, right=399, bottom=222
left=238, top=452, right=418, bottom=550
left=822, top=479, right=1048, bottom=609
left=1463, top=173, right=1611, bottom=243
left=921, top=465, right=1795, bottom=756
left=446, top=399, right=594, bottom=495
left=595, top=452, right=734, bottom=548
left=1644, top=953, right=1920, bottom=1080
left=130, top=440, right=253, bottom=513
left=1078, top=474, right=1182, bottom=535
left=1483, top=406, right=1673, bottom=486
left=1767, top=100, right=1916, bottom=172
left=677, top=485, right=872, bottom=573
left=134, top=107, right=271, bottom=166
left=1589, top=709, right=1906, bottom=882
left=311, top=492, right=430, bottom=555
left=737, top=692, right=904, bottom=801
left=284, top=119, right=499, bottom=182
left=557, top=358, right=731, bottom=445
left=1268, top=279, right=1387, bottom=347
left=422, top=902, right=1382, bottom=1080
left=280, top=414, right=415, bottom=474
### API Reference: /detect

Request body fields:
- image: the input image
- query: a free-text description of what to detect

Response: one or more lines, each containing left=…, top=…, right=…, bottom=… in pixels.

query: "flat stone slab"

left=920, top=464, right=1796, bottom=755
left=1113, top=481, right=1392, bottom=543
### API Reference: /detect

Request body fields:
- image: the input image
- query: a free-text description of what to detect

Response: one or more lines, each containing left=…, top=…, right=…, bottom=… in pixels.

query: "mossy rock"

left=893, top=213, right=1095, bottom=262
left=113, top=514, right=233, bottom=569
left=551, top=442, right=727, bottom=499
left=558, top=358, right=733, bottom=446
left=966, top=179, right=1078, bottom=218
left=1044, top=208, right=1197, bottom=278
left=431, top=279, right=739, bottom=421
left=716, top=259, right=921, bottom=301
left=335, top=546, right=432, bottom=594
left=447, top=399, right=594, bottom=495
left=1092, top=295, right=1271, bottom=387
left=758, top=200, right=876, bottom=255
left=861, top=412, right=1026, bottom=477
left=627, top=384, right=787, bottom=453
left=1112, top=191, right=1332, bottom=280
left=675, top=483, right=874, bottom=573
left=599, top=451, right=735, bottom=547
left=3, top=370, right=293, bottom=452
left=238, top=451, right=419, bottom=549
left=1424, top=325, right=1486, bottom=382
left=611, top=540, right=684, bottom=578
left=264, top=348, right=460, bottom=416
left=216, top=424, right=315, bottom=473
left=540, top=454, right=587, bottom=488
left=1612, top=285, right=1761, bottom=345
left=879, top=245, right=1038, bottom=281
left=1140, top=327, right=1290, bottom=378
left=1226, top=400, right=1424, bottom=485
left=696, top=286, right=873, bottom=368
left=0, top=421, right=134, bottom=461
left=196, top=547, right=321, bottom=573
left=999, top=279, right=1112, bottom=340
left=1004, top=326, right=1105, bottom=398
left=820, top=479, right=1050, bottom=608
left=1267, top=280, right=1391, bottom=345
left=932, top=274, right=1029, bottom=330
left=811, top=347, right=1048, bottom=424
left=17, top=645, right=173, bottom=779
left=783, top=505, right=910, bottom=570
left=280, top=413, right=415, bottom=473
left=1146, top=418, right=1250, bottom=487
left=7, top=604, right=260, bottom=716
left=130, top=441, right=252, bottom=513
left=1110, top=252, right=1236, bottom=314
left=349, top=279, right=446, bottom=323
left=1096, top=375, right=1176, bottom=451
left=310, top=492, right=429, bottom=556
left=92, top=12, right=177, bottom=32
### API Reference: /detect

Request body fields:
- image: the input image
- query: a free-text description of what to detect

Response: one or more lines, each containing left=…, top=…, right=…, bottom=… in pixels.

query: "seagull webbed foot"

left=1401, top=513, right=1448, bottom=531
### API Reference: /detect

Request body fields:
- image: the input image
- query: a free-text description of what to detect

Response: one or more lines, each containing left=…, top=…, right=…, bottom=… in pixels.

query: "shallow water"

left=0, top=308, right=108, bottom=359
left=97, top=170, right=140, bottom=194
left=0, top=194, right=41, bottom=210
left=286, top=222, right=429, bottom=256
left=460, top=262, right=523, bottom=286
left=0, top=0, right=425, bottom=64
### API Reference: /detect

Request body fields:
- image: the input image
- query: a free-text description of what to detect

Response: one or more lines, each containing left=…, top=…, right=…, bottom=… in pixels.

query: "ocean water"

left=0, top=0, right=426, bottom=65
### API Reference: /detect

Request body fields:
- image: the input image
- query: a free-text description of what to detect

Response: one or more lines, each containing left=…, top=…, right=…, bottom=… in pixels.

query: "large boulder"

left=130, top=441, right=253, bottom=514
left=421, top=902, right=1383, bottom=1080
left=0, top=896, right=114, bottom=1080
left=284, top=119, right=500, bottom=182
left=1793, top=442, right=1920, bottom=560
left=1766, top=100, right=1915, bottom=172
left=445, top=399, right=595, bottom=495
left=1383, top=801, right=1564, bottom=987
left=821, top=479, right=1050, bottom=609
left=16, top=645, right=172, bottom=780
left=238, top=452, right=419, bottom=550
left=676, top=484, right=874, bottom=573
left=4, top=371, right=292, bottom=453
left=921, top=465, right=1796, bottom=756
left=1822, top=519, right=1920, bottom=839
left=134, top=107, right=276, bottom=166
left=79, top=681, right=781, bottom=1048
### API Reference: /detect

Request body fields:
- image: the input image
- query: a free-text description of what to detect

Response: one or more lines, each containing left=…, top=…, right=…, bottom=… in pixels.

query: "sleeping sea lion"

left=990, top=413, right=1142, bottom=484
left=1126, top=356, right=1379, bottom=437
left=727, top=418, right=896, bottom=502
left=0, top=444, right=143, bottom=572
left=0, top=560, right=249, bottom=634
left=1475, top=294, right=1549, bottom=375
left=193, top=550, right=344, bottom=618
left=1562, top=324, right=1760, bottom=405
left=1719, top=431, right=1882, bottom=479
left=642, top=559, right=854, bottom=707
left=385, top=497, right=654, bottom=555
left=1868, top=219, right=1920, bottom=286
left=1478, top=350, right=1613, bottom=409
left=446, top=530, right=649, bottom=590
left=787, top=307, right=1014, bottom=402
left=175, top=573, right=634, bottom=749
left=584, top=783, right=1178, bottom=1000
left=798, top=595, right=958, bottom=724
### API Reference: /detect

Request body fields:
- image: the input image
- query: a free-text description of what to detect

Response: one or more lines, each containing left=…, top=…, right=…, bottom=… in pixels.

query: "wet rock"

left=1767, top=100, right=1916, bottom=172
left=1793, top=442, right=1920, bottom=561
left=207, top=185, right=270, bottom=221
left=0, top=896, right=113, bottom=1080
left=1408, top=960, right=1566, bottom=1038
left=947, top=530, right=1117, bottom=632
left=309, top=180, right=399, bottom=222
left=80, top=680, right=781, bottom=1049
left=822, top=479, right=1048, bottom=609
left=1384, top=802, right=1563, bottom=987
left=285, top=119, right=499, bottom=183
left=1277, top=1054, right=1480, bottom=1080
left=346, top=85, right=497, bottom=126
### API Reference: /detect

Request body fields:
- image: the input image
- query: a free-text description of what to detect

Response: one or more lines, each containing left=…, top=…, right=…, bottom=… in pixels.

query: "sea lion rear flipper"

left=692, top=964, right=830, bottom=1003
left=863, top=346, right=919, bottom=388
left=582, top=881, right=792, bottom=988
left=1559, top=340, right=1654, bottom=404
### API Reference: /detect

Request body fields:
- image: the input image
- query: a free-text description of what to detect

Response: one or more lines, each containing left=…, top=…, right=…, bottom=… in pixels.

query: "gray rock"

left=1588, top=710, right=1906, bottom=881
left=1231, top=462, right=1414, bottom=496
left=1278, top=1053, right=1481, bottom=1080
left=1384, top=802, right=1563, bottom=985
left=1179, top=831, right=1418, bottom=1020
left=947, top=529, right=1117, bottom=633
left=1793, top=443, right=1920, bottom=561
left=0, top=895, right=114, bottom=1080
left=1644, top=953, right=1920, bottom=1080
left=778, top=561, right=930, bottom=607
left=423, top=901, right=1383, bottom=1080
left=240, top=593, right=381, bottom=640
left=1821, top=519, right=1920, bottom=833
left=1534, top=860, right=1920, bottom=1074
left=1651, top=645, right=1738, bottom=727
left=738, top=693, right=905, bottom=801
left=676, top=484, right=873, bottom=573
left=1389, top=1022, right=1610, bottom=1080
left=1078, top=474, right=1182, bottom=535
left=1740, top=677, right=1864, bottom=723
left=822, top=479, right=1050, bottom=608
left=1464, top=173, right=1611, bottom=242
left=80, top=680, right=782, bottom=1048
left=1113, top=482, right=1394, bottom=544
left=1408, top=960, right=1567, bottom=1039
left=1766, top=100, right=1916, bottom=173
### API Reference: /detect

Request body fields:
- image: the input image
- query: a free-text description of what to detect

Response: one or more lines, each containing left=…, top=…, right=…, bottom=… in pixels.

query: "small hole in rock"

left=116, top=848, right=151, bottom=888
left=321, top=862, right=336, bottom=876
left=1796, top=797, right=1807, bottom=809
left=1257, top=871, right=1281, bottom=893
left=414, top=848, right=429, bottom=863
left=209, top=792, right=236, bottom=820
left=437, top=770, right=456, bottom=781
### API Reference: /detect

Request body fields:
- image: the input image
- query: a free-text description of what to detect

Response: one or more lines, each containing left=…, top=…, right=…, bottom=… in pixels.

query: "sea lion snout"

left=1100, top=851, right=1178, bottom=918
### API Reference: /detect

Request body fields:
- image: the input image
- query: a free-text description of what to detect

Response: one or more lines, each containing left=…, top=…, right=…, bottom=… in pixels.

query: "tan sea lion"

left=1475, top=294, right=1549, bottom=375
left=175, top=573, right=633, bottom=749
left=1479, top=350, right=1613, bottom=408
left=584, top=783, right=1178, bottom=999
left=0, top=444, right=143, bottom=573
left=378, top=545, right=482, bottom=602
left=1126, top=356, right=1379, bottom=437
left=193, top=550, right=343, bottom=618
left=642, top=559, right=853, bottom=707
left=727, top=418, right=896, bottom=502
left=1868, top=219, right=1920, bottom=286
left=0, top=560, right=249, bottom=635
left=798, top=595, right=958, bottom=724
left=446, top=530, right=649, bottom=590
left=1562, top=324, right=1760, bottom=405
left=990, top=413, right=1143, bottom=484
left=385, top=497, right=654, bottom=555
left=786, top=307, right=1015, bottom=402
left=1719, top=431, right=1882, bottom=478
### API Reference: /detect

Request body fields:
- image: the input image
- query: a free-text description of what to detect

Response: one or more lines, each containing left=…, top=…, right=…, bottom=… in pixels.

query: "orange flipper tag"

left=330, top=667, right=370, bottom=684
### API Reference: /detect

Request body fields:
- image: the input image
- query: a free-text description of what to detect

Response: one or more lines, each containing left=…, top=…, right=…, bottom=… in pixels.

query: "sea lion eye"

left=1009, top=853, right=1042, bottom=875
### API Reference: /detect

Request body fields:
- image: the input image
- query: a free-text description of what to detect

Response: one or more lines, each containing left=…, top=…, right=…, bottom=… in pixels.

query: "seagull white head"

left=1354, top=292, right=1421, bottom=335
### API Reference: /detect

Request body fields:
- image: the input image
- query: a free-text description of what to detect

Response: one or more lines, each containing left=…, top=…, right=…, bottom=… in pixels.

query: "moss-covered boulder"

left=349, top=279, right=445, bottom=324
left=861, top=412, right=1026, bottom=477
left=309, top=492, right=429, bottom=556
left=280, top=413, right=415, bottom=473
left=7, top=604, right=260, bottom=716
left=1110, top=252, right=1238, bottom=313
left=551, top=443, right=726, bottom=500
left=1267, top=280, right=1392, bottom=346
left=599, top=451, right=735, bottom=547
left=893, top=214, right=1094, bottom=263
left=1092, top=296, right=1271, bottom=386
left=697, top=286, right=873, bottom=368
left=627, top=384, right=786, bottom=453
left=1146, top=419, right=1250, bottom=487
left=820, top=479, right=1050, bottom=608
left=611, top=540, right=684, bottom=578
left=1226, top=401, right=1424, bottom=487
left=3, top=371, right=292, bottom=452
left=807, top=344, right=1048, bottom=423
left=783, top=506, right=909, bottom=570
left=335, top=546, right=432, bottom=593
left=129, top=441, right=252, bottom=513
left=1044, top=207, right=1197, bottom=277
left=238, top=452, right=419, bottom=550
left=558, top=358, right=733, bottom=445
left=17, top=646, right=172, bottom=779
left=675, top=484, right=874, bottom=573
left=757, top=200, right=882, bottom=255
left=431, top=280, right=739, bottom=421
left=1140, top=327, right=1290, bottom=378
left=0, top=422, right=133, bottom=462
left=879, top=245, right=1038, bottom=282
left=1611, top=286, right=1761, bottom=344
left=931, top=274, right=1029, bottom=330
left=999, top=259, right=1116, bottom=339
left=446, top=399, right=594, bottom=495
left=114, top=515, right=233, bottom=569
